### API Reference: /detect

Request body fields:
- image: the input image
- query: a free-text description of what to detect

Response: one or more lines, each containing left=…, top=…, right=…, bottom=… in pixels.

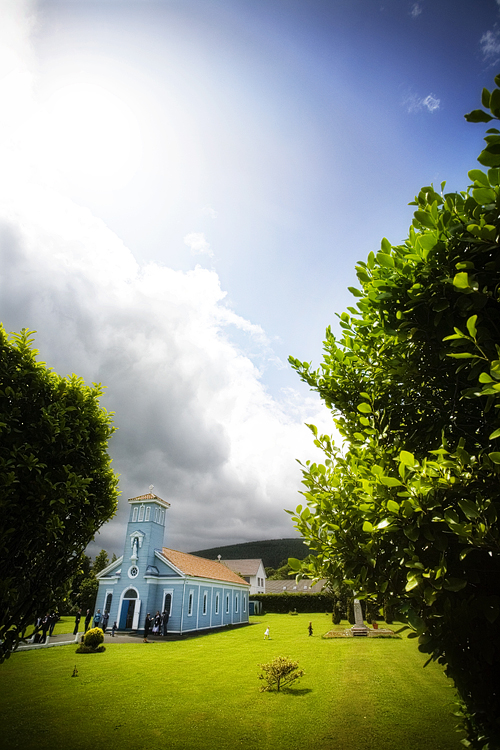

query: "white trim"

left=132, top=599, right=142, bottom=630
left=95, top=555, right=124, bottom=579
left=162, top=589, right=174, bottom=615
left=118, top=585, right=140, bottom=629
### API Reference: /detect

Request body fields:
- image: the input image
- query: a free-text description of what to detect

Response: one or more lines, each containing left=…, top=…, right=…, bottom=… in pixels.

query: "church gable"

left=153, top=550, right=184, bottom=578
left=96, top=555, right=123, bottom=579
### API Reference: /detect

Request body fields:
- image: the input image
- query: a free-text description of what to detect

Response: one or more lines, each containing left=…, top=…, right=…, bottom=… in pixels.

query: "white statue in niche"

left=131, top=536, right=139, bottom=563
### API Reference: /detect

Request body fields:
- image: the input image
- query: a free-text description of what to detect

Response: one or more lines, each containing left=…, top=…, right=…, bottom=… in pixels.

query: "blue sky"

left=1, top=0, right=500, bottom=555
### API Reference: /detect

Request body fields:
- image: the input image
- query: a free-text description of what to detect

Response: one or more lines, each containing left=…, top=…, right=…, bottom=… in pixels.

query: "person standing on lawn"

left=308, top=622, right=313, bottom=637
left=93, top=609, right=102, bottom=629
left=101, top=611, right=109, bottom=633
left=73, top=609, right=81, bottom=635
left=41, top=614, right=50, bottom=643
left=161, top=609, right=169, bottom=636
left=48, top=611, right=58, bottom=636
left=84, top=609, right=92, bottom=633
left=264, top=626, right=270, bottom=639
left=144, top=613, right=152, bottom=643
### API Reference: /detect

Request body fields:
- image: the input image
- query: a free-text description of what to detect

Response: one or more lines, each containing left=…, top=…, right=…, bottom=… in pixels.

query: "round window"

left=128, top=566, right=139, bottom=579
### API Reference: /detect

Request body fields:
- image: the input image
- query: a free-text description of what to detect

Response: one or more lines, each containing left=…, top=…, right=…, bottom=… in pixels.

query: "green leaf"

left=348, top=286, right=363, bottom=298
left=477, top=148, right=500, bottom=168
left=491, top=87, right=500, bottom=117
left=357, top=403, right=372, bottom=414
left=362, top=521, right=374, bottom=533
left=488, top=452, right=500, bottom=464
left=443, top=577, right=467, bottom=592
left=387, top=499, right=400, bottom=513
left=406, top=576, right=420, bottom=592
left=288, top=558, right=302, bottom=571
left=464, top=109, right=494, bottom=123
left=380, top=476, right=402, bottom=487
left=414, top=211, right=435, bottom=228
left=468, top=169, right=489, bottom=186
left=489, top=428, right=500, bottom=440
left=399, top=450, right=415, bottom=467
left=380, top=237, right=392, bottom=253
left=482, top=88, right=491, bottom=108
left=453, top=272, right=469, bottom=289
left=466, top=315, right=477, bottom=338
left=472, top=187, right=496, bottom=205
left=457, top=498, right=480, bottom=519
left=377, top=253, right=394, bottom=268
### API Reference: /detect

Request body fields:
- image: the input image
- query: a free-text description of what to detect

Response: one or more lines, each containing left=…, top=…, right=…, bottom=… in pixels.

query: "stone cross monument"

left=351, top=598, right=369, bottom=637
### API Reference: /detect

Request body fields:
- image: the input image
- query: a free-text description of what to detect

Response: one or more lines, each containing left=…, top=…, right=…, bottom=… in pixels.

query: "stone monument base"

left=350, top=626, right=369, bottom=637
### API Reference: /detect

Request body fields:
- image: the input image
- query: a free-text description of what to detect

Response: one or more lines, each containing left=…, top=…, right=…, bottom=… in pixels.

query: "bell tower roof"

left=128, top=493, right=171, bottom=510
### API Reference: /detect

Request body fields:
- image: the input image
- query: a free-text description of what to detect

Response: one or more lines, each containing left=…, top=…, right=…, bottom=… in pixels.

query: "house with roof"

left=95, top=493, right=250, bottom=634
left=220, top=559, right=266, bottom=594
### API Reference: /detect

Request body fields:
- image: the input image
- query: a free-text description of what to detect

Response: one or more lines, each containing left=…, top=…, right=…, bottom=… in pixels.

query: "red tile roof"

left=159, top=548, right=249, bottom=585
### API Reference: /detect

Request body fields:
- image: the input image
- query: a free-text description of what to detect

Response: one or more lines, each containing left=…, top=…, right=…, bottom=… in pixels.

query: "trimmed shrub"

left=258, top=656, right=304, bottom=692
left=83, top=627, right=104, bottom=650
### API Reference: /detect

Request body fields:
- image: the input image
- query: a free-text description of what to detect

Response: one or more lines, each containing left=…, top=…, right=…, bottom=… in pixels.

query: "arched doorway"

left=119, top=588, right=138, bottom=629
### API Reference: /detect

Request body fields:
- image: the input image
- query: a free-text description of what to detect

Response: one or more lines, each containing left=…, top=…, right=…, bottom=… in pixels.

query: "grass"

left=0, top=613, right=463, bottom=750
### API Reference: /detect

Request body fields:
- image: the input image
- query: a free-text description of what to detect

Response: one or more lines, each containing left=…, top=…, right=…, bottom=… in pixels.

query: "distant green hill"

left=189, top=538, right=313, bottom=569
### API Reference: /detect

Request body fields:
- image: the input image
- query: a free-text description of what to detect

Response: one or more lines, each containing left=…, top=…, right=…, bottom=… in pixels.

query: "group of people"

left=73, top=608, right=112, bottom=635
left=143, top=610, right=170, bottom=642
left=33, top=612, right=59, bottom=642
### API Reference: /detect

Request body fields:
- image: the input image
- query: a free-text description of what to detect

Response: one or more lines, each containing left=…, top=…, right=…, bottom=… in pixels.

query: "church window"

left=163, top=592, right=172, bottom=614
left=105, top=593, right=113, bottom=612
left=132, top=506, right=138, bottom=522
left=188, top=590, right=194, bottom=616
left=160, top=510, right=164, bottom=525
left=203, top=592, right=207, bottom=615
left=138, top=505, right=145, bottom=522
left=215, top=593, right=220, bottom=614
left=145, top=506, right=150, bottom=521
left=225, top=594, right=229, bottom=614
left=235, top=594, right=238, bottom=613
left=128, top=566, right=139, bottom=579
left=243, top=596, right=246, bottom=613
left=124, top=589, right=137, bottom=598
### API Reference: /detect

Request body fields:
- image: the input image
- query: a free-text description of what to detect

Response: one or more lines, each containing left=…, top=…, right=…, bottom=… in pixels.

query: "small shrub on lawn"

left=76, top=644, right=106, bottom=653
left=76, top=627, right=105, bottom=653
left=258, top=655, right=304, bottom=692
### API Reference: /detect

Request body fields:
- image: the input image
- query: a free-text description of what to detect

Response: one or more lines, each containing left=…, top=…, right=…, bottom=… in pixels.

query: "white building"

left=220, top=559, right=266, bottom=594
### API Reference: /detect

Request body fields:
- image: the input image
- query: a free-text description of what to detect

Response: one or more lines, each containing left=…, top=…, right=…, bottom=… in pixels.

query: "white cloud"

left=403, top=92, right=440, bottom=114
left=410, top=3, right=422, bottom=18
left=0, top=188, right=334, bottom=554
left=0, top=0, right=338, bottom=557
left=184, top=231, right=214, bottom=258
left=201, top=205, right=218, bottom=219
left=481, top=29, right=500, bottom=60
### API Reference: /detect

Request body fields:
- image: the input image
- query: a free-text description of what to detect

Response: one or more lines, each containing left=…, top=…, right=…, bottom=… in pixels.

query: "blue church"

left=95, top=492, right=250, bottom=634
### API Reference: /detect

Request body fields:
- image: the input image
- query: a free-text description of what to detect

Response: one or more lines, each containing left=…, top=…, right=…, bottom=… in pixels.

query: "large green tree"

left=0, top=327, right=119, bottom=660
left=288, top=78, right=500, bottom=749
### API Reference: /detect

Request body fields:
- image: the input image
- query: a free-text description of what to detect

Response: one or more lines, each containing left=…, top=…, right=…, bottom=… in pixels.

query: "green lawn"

left=0, top=613, right=463, bottom=750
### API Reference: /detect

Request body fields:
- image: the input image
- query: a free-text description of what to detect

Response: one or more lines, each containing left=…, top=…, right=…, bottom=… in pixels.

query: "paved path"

left=16, top=623, right=253, bottom=652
